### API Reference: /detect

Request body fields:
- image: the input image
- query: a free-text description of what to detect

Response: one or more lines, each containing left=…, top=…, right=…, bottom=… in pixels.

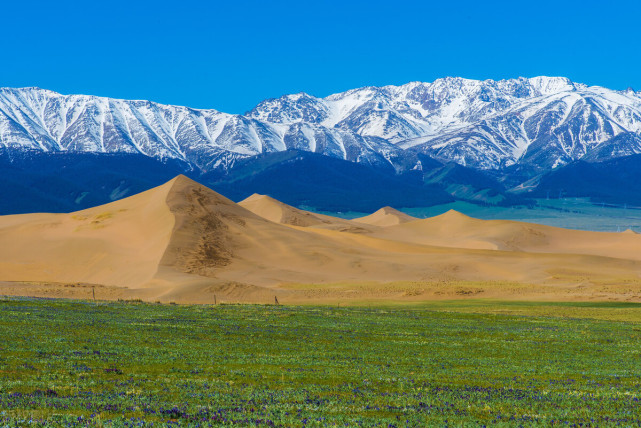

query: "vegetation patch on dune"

left=1, top=298, right=641, bottom=426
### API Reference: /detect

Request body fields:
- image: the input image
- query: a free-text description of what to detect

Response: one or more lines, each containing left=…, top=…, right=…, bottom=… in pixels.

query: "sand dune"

left=239, top=193, right=332, bottom=227
left=239, top=193, right=374, bottom=233
left=353, top=206, right=417, bottom=227
left=369, top=209, right=641, bottom=260
left=1, top=176, right=641, bottom=304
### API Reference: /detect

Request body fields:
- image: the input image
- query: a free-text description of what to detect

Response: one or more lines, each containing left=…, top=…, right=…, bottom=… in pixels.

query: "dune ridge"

left=1, top=175, right=641, bottom=304
left=353, top=206, right=417, bottom=227
left=239, top=193, right=372, bottom=233
left=239, top=193, right=333, bottom=227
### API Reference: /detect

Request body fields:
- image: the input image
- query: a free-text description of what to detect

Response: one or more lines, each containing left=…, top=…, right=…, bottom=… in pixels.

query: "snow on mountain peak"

left=526, top=76, right=576, bottom=95
left=2, top=77, right=641, bottom=173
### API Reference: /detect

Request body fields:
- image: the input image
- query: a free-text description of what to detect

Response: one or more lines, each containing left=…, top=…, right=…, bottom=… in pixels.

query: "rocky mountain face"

left=2, top=77, right=641, bottom=174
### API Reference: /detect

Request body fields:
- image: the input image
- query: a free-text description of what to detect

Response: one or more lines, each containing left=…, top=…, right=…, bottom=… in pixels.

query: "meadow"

left=1, top=298, right=641, bottom=426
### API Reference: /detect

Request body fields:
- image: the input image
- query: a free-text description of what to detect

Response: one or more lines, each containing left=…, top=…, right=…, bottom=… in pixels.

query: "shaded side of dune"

left=158, top=176, right=261, bottom=276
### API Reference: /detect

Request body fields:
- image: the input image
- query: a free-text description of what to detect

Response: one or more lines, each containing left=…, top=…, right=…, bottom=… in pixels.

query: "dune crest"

left=239, top=193, right=374, bottom=233
left=239, top=193, right=331, bottom=227
left=354, top=206, right=417, bottom=227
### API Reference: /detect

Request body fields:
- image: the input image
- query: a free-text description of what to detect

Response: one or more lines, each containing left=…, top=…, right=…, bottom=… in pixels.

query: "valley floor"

left=3, top=277, right=641, bottom=306
left=1, top=298, right=640, bottom=426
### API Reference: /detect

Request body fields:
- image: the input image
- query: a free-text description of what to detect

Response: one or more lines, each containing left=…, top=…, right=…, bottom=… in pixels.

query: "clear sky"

left=2, top=0, right=640, bottom=113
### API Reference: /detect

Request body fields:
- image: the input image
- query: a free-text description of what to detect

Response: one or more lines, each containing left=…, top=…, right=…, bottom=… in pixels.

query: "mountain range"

left=3, top=76, right=641, bottom=171
left=1, top=76, right=640, bottom=213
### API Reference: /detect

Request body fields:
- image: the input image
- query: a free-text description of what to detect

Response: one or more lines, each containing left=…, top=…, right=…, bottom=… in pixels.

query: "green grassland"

left=1, top=298, right=641, bottom=426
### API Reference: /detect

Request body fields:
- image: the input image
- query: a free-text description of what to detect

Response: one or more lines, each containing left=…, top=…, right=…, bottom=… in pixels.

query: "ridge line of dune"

left=353, top=206, right=417, bottom=227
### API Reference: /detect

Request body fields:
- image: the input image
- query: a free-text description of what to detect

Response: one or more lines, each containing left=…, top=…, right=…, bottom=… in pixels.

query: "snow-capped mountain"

left=0, top=88, right=399, bottom=172
left=2, top=77, right=641, bottom=172
left=250, top=77, right=641, bottom=170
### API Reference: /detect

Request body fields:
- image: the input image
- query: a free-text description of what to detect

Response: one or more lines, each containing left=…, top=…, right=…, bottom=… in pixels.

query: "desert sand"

left=239, top=193, right=334, bottom=227
left=1, top=175, right=641, bottom=304
left=353, top=206, right=417, bottom=227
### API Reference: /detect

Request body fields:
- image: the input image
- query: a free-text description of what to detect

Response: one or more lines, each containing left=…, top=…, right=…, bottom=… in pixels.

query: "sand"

left=2, top=175, right=641, bottom=304
left=239, top=193, right=332, bottom=227
left=239, top=193, right=374, bottom=233
left=0, top=179, right=176, bottom=287
left=353, top=206, right=417, bottom=227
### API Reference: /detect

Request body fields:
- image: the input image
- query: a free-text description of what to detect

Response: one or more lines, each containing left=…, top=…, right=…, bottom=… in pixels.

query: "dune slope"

left=372, top=209, right=641, bottom=260
left=239, top=193, right=373, bottom=233
left=0, top=178, right=176, bottom=287
left=239, top=193, right=333, bottom=227
left=353, top=206, right=417, bottom=227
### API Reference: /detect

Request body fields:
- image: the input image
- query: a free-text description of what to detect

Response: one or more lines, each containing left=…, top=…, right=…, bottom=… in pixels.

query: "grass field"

left=1, top=298, right=641, bottom=426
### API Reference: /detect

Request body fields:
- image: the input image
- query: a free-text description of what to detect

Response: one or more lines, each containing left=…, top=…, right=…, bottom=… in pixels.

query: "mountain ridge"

left=2, top=76, right=641, bottom=174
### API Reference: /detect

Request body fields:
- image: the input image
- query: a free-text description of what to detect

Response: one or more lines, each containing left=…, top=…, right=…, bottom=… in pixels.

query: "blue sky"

left=2, top=0, right=640, bottom=113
